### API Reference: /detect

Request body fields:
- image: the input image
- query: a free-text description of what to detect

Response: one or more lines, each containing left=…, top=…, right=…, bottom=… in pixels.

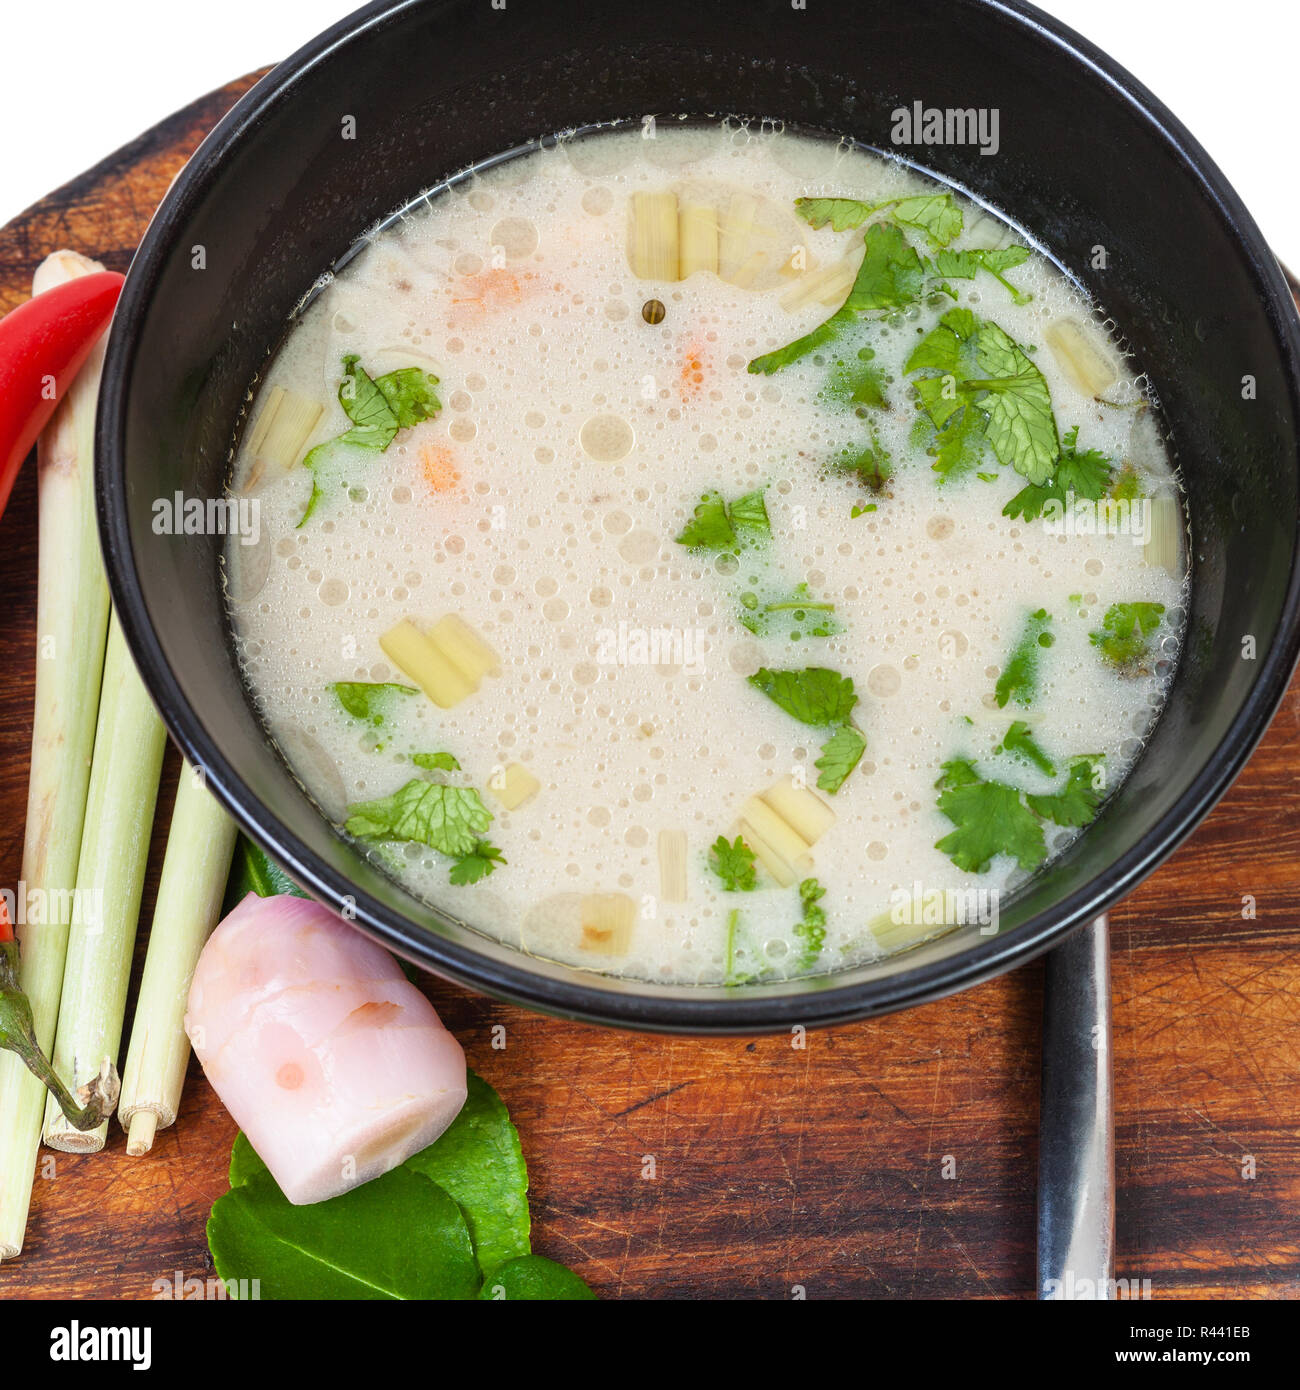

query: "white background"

left=1, top=0, right=1296, bottom=265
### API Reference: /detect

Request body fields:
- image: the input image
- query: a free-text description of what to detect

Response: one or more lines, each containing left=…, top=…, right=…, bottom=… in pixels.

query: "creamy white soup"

left=226, top=123, right=1187, bottom=985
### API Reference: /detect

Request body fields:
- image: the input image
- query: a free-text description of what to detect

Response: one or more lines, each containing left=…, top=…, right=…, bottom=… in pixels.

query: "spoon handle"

left=1037, top=913, right=1115, bottom=1299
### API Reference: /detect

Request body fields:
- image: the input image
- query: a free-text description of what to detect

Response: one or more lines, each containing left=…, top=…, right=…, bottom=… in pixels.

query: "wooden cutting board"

left=1, top=73, right=1298, bottom=1301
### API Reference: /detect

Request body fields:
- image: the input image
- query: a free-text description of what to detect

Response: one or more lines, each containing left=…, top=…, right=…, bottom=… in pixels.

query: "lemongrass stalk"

left=42, top=614, right=166, bottom=1153
left=118, top=763, right=236, bottom=1154
left=0, top=251, right=112, bottom=1260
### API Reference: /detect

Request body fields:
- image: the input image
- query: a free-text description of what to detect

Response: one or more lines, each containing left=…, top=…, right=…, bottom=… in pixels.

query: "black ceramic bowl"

left=97, top=0, right=1300, bottom=1032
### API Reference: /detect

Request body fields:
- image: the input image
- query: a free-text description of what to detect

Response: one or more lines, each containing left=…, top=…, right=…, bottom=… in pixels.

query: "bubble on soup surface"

left=581, top=186, right=614, bottom=216
left=490, top=217, right=539, bottom=260
left=226, top=528, right=272, bottom=604
left=579, top=414, right=635, bottom=462
left=867, top=664, right=902, bottom=697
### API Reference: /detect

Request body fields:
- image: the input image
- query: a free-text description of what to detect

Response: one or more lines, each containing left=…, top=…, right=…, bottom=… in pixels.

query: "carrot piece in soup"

left=420, top=442, right=461, bottom=493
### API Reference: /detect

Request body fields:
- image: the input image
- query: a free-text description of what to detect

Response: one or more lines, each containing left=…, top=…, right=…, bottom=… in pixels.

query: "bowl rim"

left=96, top=0, right=1300, bottom=1033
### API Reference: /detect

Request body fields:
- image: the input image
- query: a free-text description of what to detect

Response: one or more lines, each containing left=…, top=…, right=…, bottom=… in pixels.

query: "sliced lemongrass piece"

left=379, top=618, right=475, bottom=709
left=759, top=776, right=836, bottom=847
left=429, top=613, right=498, bottom=683
left=778, top=254, right=858, bottom=313
left=1143, top=495, right=1182, bottom=575
left=657, top=829, right=688, bottom=903
left=1044, top=318, right=1119, bottom=398
left=869, top=907, right=962, bottom=957
left=579, top=893, right=636, bottom=955
left=118, top=763, right=237, bottom=1155
left=739, top=796, right=812, bottom=867
left=677, top=202, right=719, bottom=279
left=736, top=820, right=796, bottom=888
left=0, top=250, right=113, bottom=1259
left=628, top=192, right=679, bottom=281
left=43, top=613, right=167, bottom=1153
left=243, top=386, right=322, bottom=490
left=717, top=193, right=759, bottom=283
left=489, top=762, right=539, bottom=811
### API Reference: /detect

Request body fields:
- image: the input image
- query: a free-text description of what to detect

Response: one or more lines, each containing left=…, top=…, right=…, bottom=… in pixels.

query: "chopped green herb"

left=1110, top=464, right=1144, bottom=502
left=908, top=311, right=1060, bottom=486
left=995, top=609, right=1054, bottom=708
left=674, top=487, right=770, bottom=550
left=449, top=840, right=507, bottom=886
left=1090, top=602, right=1165, bottom=667
left=814, top=725, right=866, bottom=793
left=708, top=835, right=758, bottom=892
left=935, top=758, right=1047, bottom=873
left=300, top=355, right=441, bottom=525
left=1000, top=720, right=1056, bottom=776
left=739, top=583, right=842, bottom=639
left=794, top=878, right=828, bottom=971
left=747, top=666, right=858, bottom=727
left=330, top=681, right=418, bottom=728
left=851, top=502, right=878, bottom=518
left=1026, top=756, right=1105, bottom=826
left=832, top=435, right=892, bottom=493
left=345, top=779, right=493, bottom=859
left=412, top=751, right=461, bottom=773
left=1003, top=426, right=1113, bottom=520
left=933, top=750, right=1105, bottom=875
left=931, top=245, right=1032, bottom=304
left=795, top=193, right=963, bottom=248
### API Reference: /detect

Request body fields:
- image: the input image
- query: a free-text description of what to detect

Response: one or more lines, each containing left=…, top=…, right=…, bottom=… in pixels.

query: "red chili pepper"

left=0, top=270, right=124, bottom=523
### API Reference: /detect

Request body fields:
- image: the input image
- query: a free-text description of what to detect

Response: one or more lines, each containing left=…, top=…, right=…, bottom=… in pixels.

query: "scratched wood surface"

left=1, top=73, right=1298, bottom=1301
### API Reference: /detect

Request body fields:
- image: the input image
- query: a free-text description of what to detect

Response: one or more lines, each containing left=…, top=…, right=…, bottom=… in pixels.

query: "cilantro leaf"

left=844, top=222, right=926, bottom=311
left=748, top=666, right=858, bottom=727
left=795, top=197, right=876, bottom=232
left=794, top=878, right=827, bottom=970
left=748, top=309, right=854, bottom=376
left=935, top=765, right=1048, bottom=873
left=1090, top=602, right=1165, bottom=667
left=1002, top=425, right=1113, bottom=520
left=729, top=489, right=771, bottom=536
left=373, top=367, right=441, bottom=428
left=413, top=751, right=461, bottom=772
left=345, top=780, right=493, bottom=858
left=995, top=609, right=1054, bottom=708
left=1000, top=720, right=1056, bottom=776
left=330, top=681, right=418, bottom=728
left=1055, top=426, right=1114, bottom=497
left=795, top=193, right=962, bottom=248
left=299, top=355, right=442, bottom=526
left=970, top=321, right=1059, bottom=485
left=674, top=487, right=769, bottom=550
left=709, top=835, right=758, bottom=892
left=1026, top=757, right=1104, bottom=827
left=336, top=355, right=401, bottom=450
left=905, top=306, right=979, bottom=375
left=675, top=491, right=735, bottom=550
left=890, top=194, right=963, bottom=248
left=932, top=245, right=1032, bottom=303
left=815, top=725, right=866, bottom=793
left=449, top=840, right=507, bottom=885
left=907, top=313, right=1060, bottom=486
